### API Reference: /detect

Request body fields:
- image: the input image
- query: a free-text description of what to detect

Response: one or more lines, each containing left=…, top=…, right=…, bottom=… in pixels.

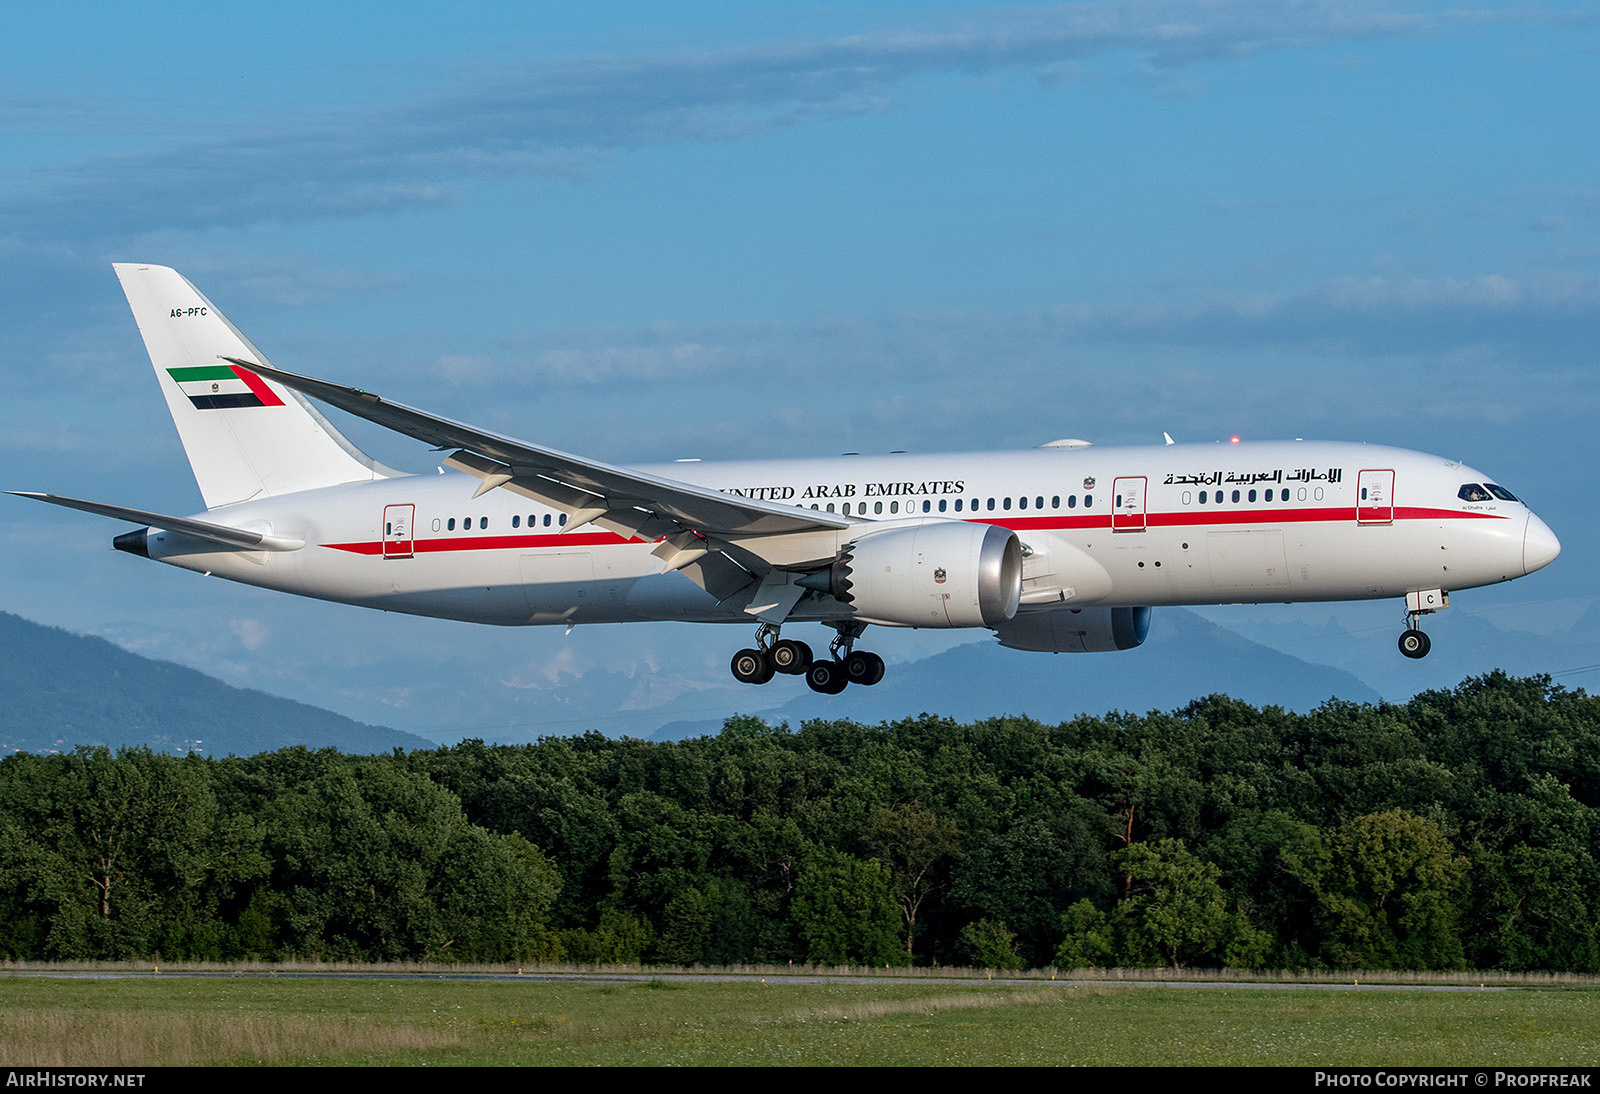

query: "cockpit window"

left=1485, top=484, right=1520, bottom=503
left=1458, top=483, right=1492, bottom=502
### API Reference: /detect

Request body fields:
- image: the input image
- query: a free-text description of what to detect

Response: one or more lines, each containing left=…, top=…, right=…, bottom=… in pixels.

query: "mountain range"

left=0, top=611, right=432, bottom=755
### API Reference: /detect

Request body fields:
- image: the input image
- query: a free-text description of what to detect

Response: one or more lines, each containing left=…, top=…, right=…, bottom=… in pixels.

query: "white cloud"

left=230, top=617, right=269, bottom=652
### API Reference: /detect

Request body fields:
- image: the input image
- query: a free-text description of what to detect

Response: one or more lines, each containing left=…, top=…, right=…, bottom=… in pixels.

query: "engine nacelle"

left=993, top=605, right=1152, bottom=653
left=804, top=521, right=1023, bottom=628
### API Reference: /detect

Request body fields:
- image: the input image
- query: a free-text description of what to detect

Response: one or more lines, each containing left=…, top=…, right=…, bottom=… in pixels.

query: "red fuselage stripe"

left=323, top=506, right=1507, bottom=555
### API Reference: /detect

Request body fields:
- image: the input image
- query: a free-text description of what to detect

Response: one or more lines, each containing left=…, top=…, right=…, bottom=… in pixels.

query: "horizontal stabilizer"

left=8, top=492, right=304, bottom=551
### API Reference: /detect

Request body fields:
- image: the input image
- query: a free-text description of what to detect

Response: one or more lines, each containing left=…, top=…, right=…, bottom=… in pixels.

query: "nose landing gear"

left=1398, top=589, right=1447, bottom=659
left=1398, top=627, right=1431, bottom=659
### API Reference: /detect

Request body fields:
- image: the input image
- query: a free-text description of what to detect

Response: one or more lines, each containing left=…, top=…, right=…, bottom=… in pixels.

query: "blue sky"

left=4, top=1, right=1598, bottom=738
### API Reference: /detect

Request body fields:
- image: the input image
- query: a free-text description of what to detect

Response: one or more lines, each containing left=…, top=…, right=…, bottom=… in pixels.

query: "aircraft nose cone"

left=1524, top=512, right=1561, bottom=575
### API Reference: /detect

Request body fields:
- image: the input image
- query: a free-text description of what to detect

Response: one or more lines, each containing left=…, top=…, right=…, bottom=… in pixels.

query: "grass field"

left=2, top=971, right=1596, bottom=1066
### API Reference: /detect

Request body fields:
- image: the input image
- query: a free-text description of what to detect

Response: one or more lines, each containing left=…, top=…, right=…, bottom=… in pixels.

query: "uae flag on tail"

left=167, top=363, right=285, bottom=410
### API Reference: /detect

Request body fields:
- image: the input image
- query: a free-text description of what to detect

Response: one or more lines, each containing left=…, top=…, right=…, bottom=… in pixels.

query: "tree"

left=789, top=849, right=902, bottom=966
left=960, top=918, right=1024, bottom=970
left=1291, top=810, right=1468, bottom=970
left=864, top=803, right=959, bottom=962
left=1054, top=899, right=1116, bottom=969
left=1115, top=838, right=1234, bottom=969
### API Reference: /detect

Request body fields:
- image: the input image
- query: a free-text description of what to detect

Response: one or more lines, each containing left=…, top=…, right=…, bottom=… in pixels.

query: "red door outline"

left=1357, top=470, right=1394, bottom=525
left=1113, top=477, right=1147, bottom=532
left=382, top=504, right=415, bottom=558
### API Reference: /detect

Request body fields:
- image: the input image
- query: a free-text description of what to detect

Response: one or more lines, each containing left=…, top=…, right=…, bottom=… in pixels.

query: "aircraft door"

left=382, top=504, right=415, bottom=558
left=1356, top=470, right=1394, bottom=525
left=1112, top=477, right=1147, bottom=532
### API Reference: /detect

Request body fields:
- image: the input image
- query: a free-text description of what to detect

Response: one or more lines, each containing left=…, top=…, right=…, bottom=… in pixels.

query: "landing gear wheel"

left=1399, top=629, right=1431, bottom=659
left=805, top=659, right=849, bottom=695
left=731, top=647, right=775, bottom=684
left=844, top=650, right=885, bottom=686
left=770, top=639, right=813, bottom=675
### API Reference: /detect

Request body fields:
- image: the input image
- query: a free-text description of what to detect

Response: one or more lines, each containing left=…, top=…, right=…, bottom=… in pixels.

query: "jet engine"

left=993, top=605, right=1151, bottom=653
left=800, top=521, right=1022, bottom=628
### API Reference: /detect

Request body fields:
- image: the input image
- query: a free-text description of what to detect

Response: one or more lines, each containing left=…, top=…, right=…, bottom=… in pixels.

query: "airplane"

left=13, top=264, right=1561, bottom=694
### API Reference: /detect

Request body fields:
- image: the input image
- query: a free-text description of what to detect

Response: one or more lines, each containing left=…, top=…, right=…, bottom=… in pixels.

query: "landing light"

left=1230, top=435, right=1240, bottom=444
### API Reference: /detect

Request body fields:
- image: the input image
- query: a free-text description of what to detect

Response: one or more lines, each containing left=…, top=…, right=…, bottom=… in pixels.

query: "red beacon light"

left=1229, top=435, right=1241, bottom=444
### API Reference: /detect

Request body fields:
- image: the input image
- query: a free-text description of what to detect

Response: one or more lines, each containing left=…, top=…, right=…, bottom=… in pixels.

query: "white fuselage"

left=140, top=439, right=1557, bottom=631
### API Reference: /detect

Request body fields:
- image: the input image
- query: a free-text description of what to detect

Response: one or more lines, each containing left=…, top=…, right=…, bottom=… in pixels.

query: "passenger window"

left=938, top=499, right=946, bottom=512
left=447, top=518, right=456, bottom=531
left=1248, top=489, right=1256, bottom=502
left=1052, top=496, right=1060, bottom=508
left=954, top=499, right=963, bottom=512
left=1084, top=495, right=1093, bottom=507
left=1017, top=496, right=1026, bottom=510
left=1199, top=491, right=1208, bottom=504
left=987, top=498, right=996, bottom=511
left=559, top=514, right=567, bottom=526
left=1231, top=490, right=1240, bottom=503
left=512, top=515, right=520, bottom=528
left=1068, top=495, right=1076, bottom=508
left=1002, top=497, right=1011, bottom=511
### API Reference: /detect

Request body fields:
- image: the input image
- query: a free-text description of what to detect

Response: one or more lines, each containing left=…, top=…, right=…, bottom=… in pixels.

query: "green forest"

left=1, top=671, right=1595, bottom=972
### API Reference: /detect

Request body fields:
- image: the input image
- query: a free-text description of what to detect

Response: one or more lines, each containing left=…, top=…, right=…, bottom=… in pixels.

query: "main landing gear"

left=730, top=621, right=885, bottom=693
left=1397, top=589, right=1448, bottom=660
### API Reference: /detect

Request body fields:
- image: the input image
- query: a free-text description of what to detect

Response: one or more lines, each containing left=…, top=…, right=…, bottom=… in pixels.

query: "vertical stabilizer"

left=114, top=263, right=394, bottom=509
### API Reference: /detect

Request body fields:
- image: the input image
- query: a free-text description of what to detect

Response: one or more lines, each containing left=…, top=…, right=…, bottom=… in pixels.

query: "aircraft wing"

left=242, top=361, right=854, bottom=600
left=241, top=360, right=849, bottom=539
left=9, top=492, right=303, bottom=551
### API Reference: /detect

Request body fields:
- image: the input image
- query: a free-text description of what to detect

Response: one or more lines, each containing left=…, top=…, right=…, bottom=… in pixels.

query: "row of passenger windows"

left=423, top=481, right=1343, bottom=532
left=1184, top=487, right=1307, bottom=505
left=430, top=514, right=569, bottom=533
left=808, top=495, right=1094, bottom=517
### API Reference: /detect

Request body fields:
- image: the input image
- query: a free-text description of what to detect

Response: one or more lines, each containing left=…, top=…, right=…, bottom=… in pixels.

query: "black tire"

left=805, top=659, right=849, bottom=694
left=731, top=647, right=775, bottom=684
left=770, top=639, right=813, bottom=675
left=1398, top=629, right=1431, bottom=659
left=844, top=650, right=885, bottom=686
